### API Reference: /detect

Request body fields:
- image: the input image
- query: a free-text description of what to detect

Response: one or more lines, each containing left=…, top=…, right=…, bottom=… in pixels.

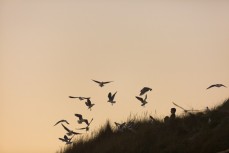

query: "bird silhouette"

left=54, top=120, right=69, bottom=126
left=140, top=87, right=152, bottom=96
left=59, top=135, right=74, bottom=145
left=108, top=91, right=117, bottom=105
left=136, top=94, right=148, bottom=106
left=206, top=84, right=227, bottom=89
left=61, top=124, right=81, bottom=136
left=74, top=114, right=92, bottom=126
left=92, top=80, right=113, bottom=87
left=69, top=96, right=90, bottom=101
left=85, top=99, right=95, bottom=110
left=76, top=118, right=93, bottom=132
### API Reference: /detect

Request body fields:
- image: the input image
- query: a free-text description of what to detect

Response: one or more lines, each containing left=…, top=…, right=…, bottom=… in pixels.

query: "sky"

left=1, top=1, right=229, bottom=153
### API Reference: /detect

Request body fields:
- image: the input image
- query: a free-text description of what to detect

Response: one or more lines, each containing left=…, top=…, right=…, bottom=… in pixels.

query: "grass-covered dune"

left=58, top=98, right=229, bottom=153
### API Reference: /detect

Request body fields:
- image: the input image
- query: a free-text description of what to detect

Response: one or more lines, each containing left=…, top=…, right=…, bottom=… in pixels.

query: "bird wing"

left=140, top=87, right=147, bottom=95
left=206, top=84, right=216, bottom=89
left=69, top=96, right=79, bottom=98
left=75, top=114, right=83, bottom=120
left=54, top=120, right=62, bottom=126
left=172, top=102, right=186, bottom=111
left=92, top=80, right=101, bottom=84
left=144, top=94, right=147, bottom=101
left=136, top=96, right=144, bottom=103
left=72, top=131, right=81, bottom=135
left=220, top=84, right=227, bottom=88
left=59, top=138, right=67, bottom=142
left=114, top=122, right=120, bottom=126
left=88, top=118, right=93, bottom=125
left=149, top=115, right=154, bottom=120
left=112, top=92, right=117, bottom=99
left=108, top=92, right=112, bottom=99
left=76, top=127, right=87, bottom=130
left=61, top=124, right=71, bottom=133
left=84, top=119, right=89, bottom=125
left=103, top=81, right=113, bottom=84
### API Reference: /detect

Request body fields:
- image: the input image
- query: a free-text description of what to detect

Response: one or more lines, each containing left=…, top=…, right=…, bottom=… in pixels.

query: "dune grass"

left=58, top=98, right=229, bottom=153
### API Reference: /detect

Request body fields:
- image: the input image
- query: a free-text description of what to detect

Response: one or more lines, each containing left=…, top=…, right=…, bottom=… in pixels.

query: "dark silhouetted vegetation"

left=58, top=98, right=229, bottom=153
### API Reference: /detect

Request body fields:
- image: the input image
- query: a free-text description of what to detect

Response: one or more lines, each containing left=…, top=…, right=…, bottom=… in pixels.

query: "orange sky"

left=1, top=1, right=229, bottom=153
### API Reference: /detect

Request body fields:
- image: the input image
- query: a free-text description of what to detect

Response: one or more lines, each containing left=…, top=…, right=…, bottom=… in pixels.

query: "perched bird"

left=149, top=115, right=156, bottom=124
left=61, top=124, right=81, bottom=136
left=59, top=135, right=74, bottom=145
left=107, top=91, right=117, bottom=105
left=114, top=122, right=126, bottom=131
left=136, top=94, right=148, bottom=106
left=74, top=114, right=91, bottom=125
left=92, top=80, right=113, bottom=87
left=206, top=84, right=227, bottom=89
left=172, top=102, right=200, bottom=113
left=85, top=99, right=95, bottom=110
left=54, top=120, right=69, bottom=126
left=76, top=118, right=93, bottom=132
left=140, top=87, right=152, bottom=96
left=69, top=96, right=90, bottom=101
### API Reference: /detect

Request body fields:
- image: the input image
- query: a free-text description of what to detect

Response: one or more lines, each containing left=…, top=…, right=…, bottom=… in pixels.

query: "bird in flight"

left=114, top=122, right=126, bottom=131
left=61, top=124, right=81, bottom=136
left=172, top=102, right=200, bottom=113
left=59, top=135, right=74, bottom=145
left=206, top=84, right=227, bottom=90
left=136, top=94, right=148, bottom=106
left=76, top=118, right=93, bottom=132
left=69, top=96, right=90, bottom=101
left=54, top=120, right=69, bottom=126
left=107, top=91, right=117, bottom=105
left=140, top=87, right=152, bottom=96
left=75, top=114, right=92, bottom=126
left=85, top=99, right=95, bottom=111
left=92, top=80, right=113, bottom=87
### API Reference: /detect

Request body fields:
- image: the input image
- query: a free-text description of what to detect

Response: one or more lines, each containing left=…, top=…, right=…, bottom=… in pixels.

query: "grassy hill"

left=58, top=98, right=229, bottom=153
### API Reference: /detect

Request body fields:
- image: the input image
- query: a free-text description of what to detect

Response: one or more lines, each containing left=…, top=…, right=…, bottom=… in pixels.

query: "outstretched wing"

left=61, top=124, right=71, bottom=133
left=108, top=92, right=112, bottom=100
left=172, top=102, right=186, bottom=111
left=92, top=80, right=101, bottom=84
left=69, top=96, right=79, bottom=98
left=59, top=138, right=67, bottom=142
left=136, top=96, right=144, bottom=103
left=206, top=84, right=216, bottom=89
left=75, top=114, right=83, bottom=120
left=112, top=92, right=117, bottom=99
left=103, top=81, right=113, bottom=84
left=88, top=118, right=93, bottom=126
left=76, top=127, right=87, bottom=130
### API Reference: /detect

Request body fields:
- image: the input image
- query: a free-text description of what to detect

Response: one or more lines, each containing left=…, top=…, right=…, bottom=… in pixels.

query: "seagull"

left=85, top=99, right=95, bottom=110
left=206, top=84, right=227, bottom=89
left=114, top=122, right=126, bottom=132
left=69, top=96, right=90, bottom=101
left=149, top=115, right=156, bottom=123
left=59, top=135, right=74, bottom=145
left=172, top=102, right=200, bottom=113
left=92, top=80, right=113, bottom=87
left=54, top=120, right=69, bottom=126
left=140, top=87, right=152, bottom=96
left=136, top=94, right=148, bottom=106
left=108, top=91, right=117, bottom=105
left=74, top=114, right=91, bottom=125
left=61, top=124, right=81, bottom=136
left=76, top=118, right=93, bottom=132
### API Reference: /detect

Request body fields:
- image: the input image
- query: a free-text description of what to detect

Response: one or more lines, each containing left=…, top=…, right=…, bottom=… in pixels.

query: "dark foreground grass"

left=58, top=98, right=229, bottom=153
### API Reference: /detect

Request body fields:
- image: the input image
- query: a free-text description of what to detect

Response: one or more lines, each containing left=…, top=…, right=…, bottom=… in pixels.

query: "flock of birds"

left=54, top=81, right=227, bottom=145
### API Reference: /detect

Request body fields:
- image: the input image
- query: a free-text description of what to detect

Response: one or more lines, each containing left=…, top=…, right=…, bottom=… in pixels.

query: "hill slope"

left=58, top=99, right=229, bottom=153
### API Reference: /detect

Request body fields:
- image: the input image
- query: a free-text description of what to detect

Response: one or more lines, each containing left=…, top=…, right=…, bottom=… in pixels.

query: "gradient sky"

left=1, top=1, right=229, bottom=153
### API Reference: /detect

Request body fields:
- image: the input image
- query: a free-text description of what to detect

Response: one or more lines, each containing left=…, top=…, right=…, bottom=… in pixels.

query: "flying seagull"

left=85, top=99, right=95, bottom=110
left=172, top=102, right=200, bottom=113
left=76, top=118, right=93, bottom=132
left=206, top=84, right=227, bottom=90
left=74, top=114, right=91, bottom=125
left=61, top=124, right=81, bottom=136
left=59, top=135, right=74, bottom=145
left=69, top=96, right=90, bottom=101
left=54, top=120, right=69, bottom=126
left=92, top=80, right=113, bottom=87
left=140, top=87, right=152, bottom=96
left=136, top=94, right=148, bottom=106
left=108, top=91, right=117, bottom=105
